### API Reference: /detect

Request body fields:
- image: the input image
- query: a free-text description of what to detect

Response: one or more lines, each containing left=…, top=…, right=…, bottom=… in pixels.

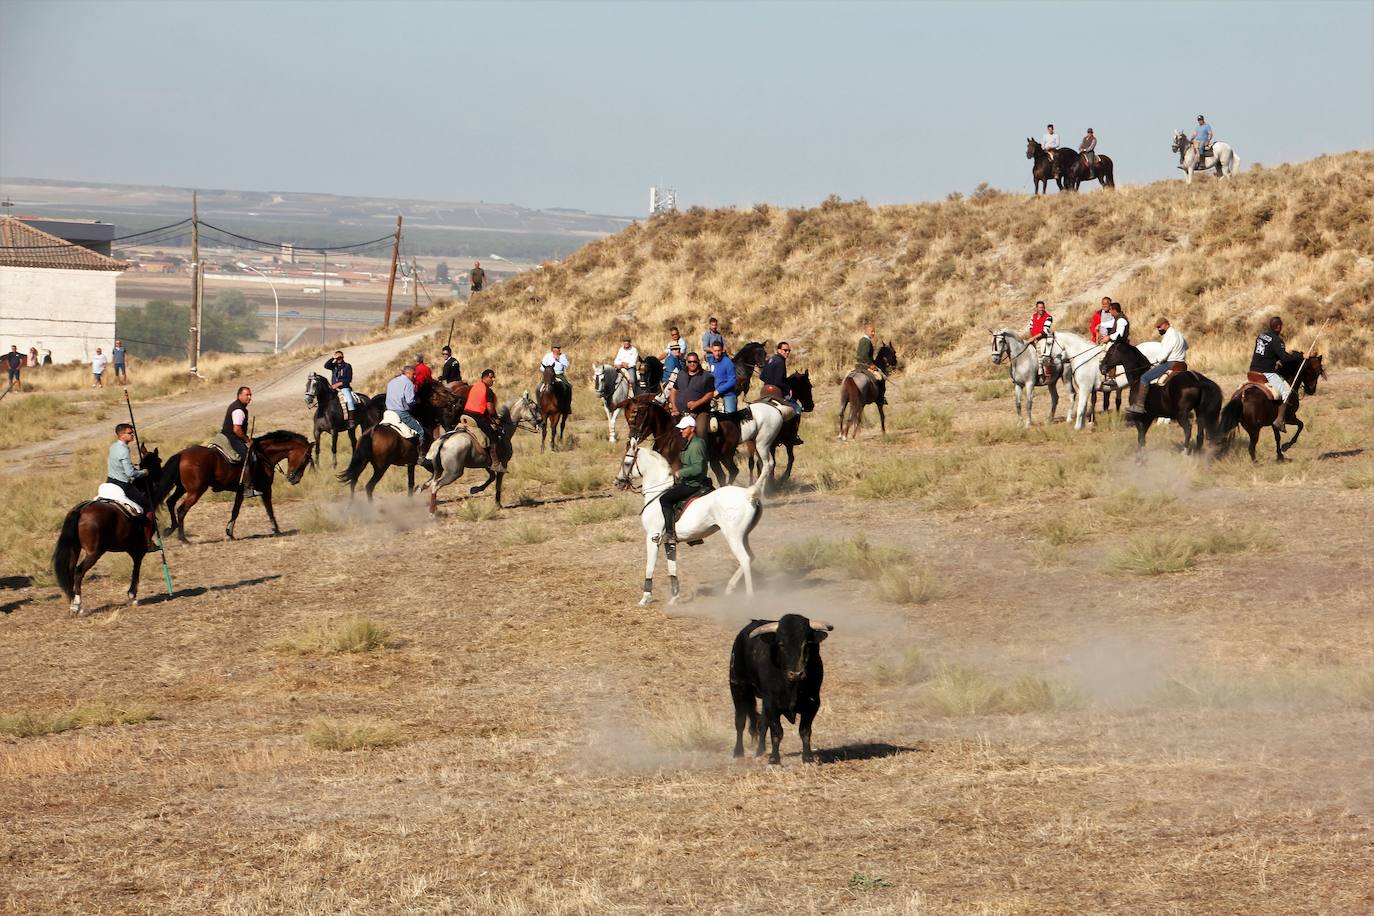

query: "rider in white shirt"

left=1129, top=318, right=1188, bottom=412
left=540, top=343, right=570, bottom=378
left=614, top=336, right=640, bottom=391
left=1042, top=123, right=1060, bottom=152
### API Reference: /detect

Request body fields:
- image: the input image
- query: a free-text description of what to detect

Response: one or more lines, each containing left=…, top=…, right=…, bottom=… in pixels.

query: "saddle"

left=750, top=393, right=797, bottom=423
left=380, top=409, right=418, bottom=439
left=95, top=483, right=144, bottom=518
left=1152, top=361, right=1188, bottom=386
left=1239, top=372, right=1280, bottom=401
left=204, top=433, right=243, bottom=464
left=454, top=414, right=489, bottom=449
left=336, top=388, right=352, bottom=412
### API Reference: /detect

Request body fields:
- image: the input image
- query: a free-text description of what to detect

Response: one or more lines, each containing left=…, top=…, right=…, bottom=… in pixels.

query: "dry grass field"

left=3, top=157, right=1374, bottom=913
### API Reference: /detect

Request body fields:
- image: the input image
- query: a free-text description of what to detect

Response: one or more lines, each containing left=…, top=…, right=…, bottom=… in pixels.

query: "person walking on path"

left=469, top=261, right=486, bottom=294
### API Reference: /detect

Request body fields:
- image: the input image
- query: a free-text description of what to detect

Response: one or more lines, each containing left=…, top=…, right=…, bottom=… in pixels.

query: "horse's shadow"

left=0, top=575, right=34, bottom=590
left=810, top=742, right=924, bottom=765
left=71, top=575, right=283, bottom=615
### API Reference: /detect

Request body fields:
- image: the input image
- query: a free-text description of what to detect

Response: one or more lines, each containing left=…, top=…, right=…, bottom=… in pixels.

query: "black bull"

left=729, top=613, right=833, bottom=764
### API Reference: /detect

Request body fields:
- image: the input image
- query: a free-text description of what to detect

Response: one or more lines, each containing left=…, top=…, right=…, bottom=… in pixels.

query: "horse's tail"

left=339, top=430, right=374, bottom=484
left=744, top=472, right=766, bottom=509
left=1199, top=379, right=1224, bottom=444
left=52, top=506, right=83, bottom=601
left=1216, top=396, right=1243, bottom=448
left=1229, top=151, right=1241, bottom=177
left=154, top=452, right=181, bottom=504
left=1104, top=156, right=1116, bottom=187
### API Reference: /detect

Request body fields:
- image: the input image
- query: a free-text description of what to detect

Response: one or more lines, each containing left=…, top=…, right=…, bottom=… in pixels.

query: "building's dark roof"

left=0, top=217, right=127, bottom=271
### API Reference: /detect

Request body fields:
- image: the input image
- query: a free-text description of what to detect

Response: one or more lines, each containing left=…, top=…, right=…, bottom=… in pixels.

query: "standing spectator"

left=41, top=348, right=52, bottom=366
left=3, top=345, right=22, bottom=388
left=469, top=261, right=486, bottom=294
left=91, top=348, right=108, bottom=388
left=26, top=347, right=38, bottom=368
left=701, top=316, right=725, bottom=355
left=112, top=339, right=128, bottom=382
left=413, top=353, right=432, bottom=387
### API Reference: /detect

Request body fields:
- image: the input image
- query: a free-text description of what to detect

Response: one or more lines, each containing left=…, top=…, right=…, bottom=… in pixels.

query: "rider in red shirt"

left=413, top=353, right=433, bottom=387
left=1028, top=301, right=1055, bottom=383
left=461, top=368, right=504, bottom=472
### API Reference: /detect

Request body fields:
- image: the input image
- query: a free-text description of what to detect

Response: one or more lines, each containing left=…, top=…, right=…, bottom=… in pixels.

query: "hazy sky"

left=2, top=0, right=1371, bottom=214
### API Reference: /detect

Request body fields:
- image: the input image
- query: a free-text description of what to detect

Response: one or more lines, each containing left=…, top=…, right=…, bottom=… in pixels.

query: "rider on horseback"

left=673, top=351, right=714, bottom=425
left=540, top=342, right=572, bottom=409
left=855, top=322, right=888, bottom=406
left=654, top=415, right=713, bottom=547
left=708, top=341, right=739, bottom=414
left=759, top=342, right=799, bottom=412
left=1184, top=115, right=1213, bottom=170
left=386, top=364, right=430, bottom=470
left=1127, top=318, right=1189, bottom=414
left=1250, top=316, right=1304, bottom=433
left=1042, top=124, right=1061, bottom=177
left=1028, top=301, right=1055, bottom=383
left=440, top=345, right=463, bottom=383
left=614, top=336, right=640, bottom=392
left=463, top=368, right=507, bottom=474
left=1079, top=128, right=1098, bottom=169
left=107, top=423, right=155, bottom=545
left=323, top=350, right=356, bottom=428
left=222, top=387, right=261, bottom=499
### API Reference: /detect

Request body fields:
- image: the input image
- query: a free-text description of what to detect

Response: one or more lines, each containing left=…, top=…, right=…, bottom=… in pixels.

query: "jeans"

left=339, top=387, right=356, bottom=411
left=1140, top=362, right=1171, bottom=386
left=721, top=394, right=738, bottom=413
left=395, top=409, right=426, bottom=446
left=1262, top=372, right=1291, bottom=402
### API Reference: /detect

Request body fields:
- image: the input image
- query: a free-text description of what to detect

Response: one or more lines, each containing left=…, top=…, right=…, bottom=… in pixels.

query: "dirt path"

left=0, top=327, right=434, bottom=475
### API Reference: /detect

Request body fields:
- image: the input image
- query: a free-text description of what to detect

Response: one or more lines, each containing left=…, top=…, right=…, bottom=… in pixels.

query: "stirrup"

left=244, top=488, right=262, bottom=499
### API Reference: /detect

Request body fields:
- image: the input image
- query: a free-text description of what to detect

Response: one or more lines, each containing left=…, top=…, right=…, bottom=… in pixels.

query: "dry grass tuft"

left=1111, top=524, right=1263, bottom=576
left=501, top=521, right=552, bottom=546
left=877, top=563, right=946, bottom=606
left=455, top=498, right=501, bottom=522
left=564, top=497, right=635, bottom=526
left=647, top=702, right=727, bottom=752
left=917, top=668, right=1068, bottom=717
left=304, top=718, right=405, bottom=752
left=0, top=701, right=157, bottom=738
left=271, top=617, right=397, bottom=655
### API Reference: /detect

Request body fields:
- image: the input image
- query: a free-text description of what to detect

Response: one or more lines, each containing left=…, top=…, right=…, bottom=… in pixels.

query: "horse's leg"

left=71, top=547, right=103, bottom=616
left=1272, top=425, right=1285, bottom=462
left=407, top=463, right=415, bottom=496
left=365, top=459, right=386, bottom=501
left=175, top=484, right=204, bottom=543
left=1280, top=418, right=1305, bottom=454
left=723, top=529, right=755, bottom=597
left=1047, top=380, right=1059, bottom=423
left=1023, top=383, right=1034, bottom=428
left=164, top=481, right=186, bottom=537
left=347, top=426, right=358, bottom=456
left=225, top=488, right=246, bottom=540
left=127, top=549, right=144, bottom=605
left=876, top=399, right=886, bottom=435
left=665, top=540, right=680, bottom=605
left=330, top=430, right=340, bottom=468
left=313, top=429, right=322, bottom=465
left=780, top=440, right=796, bottom=483
left=261, top=486, right=282, bottom=535
left=639, top=534, right=658, bottom=606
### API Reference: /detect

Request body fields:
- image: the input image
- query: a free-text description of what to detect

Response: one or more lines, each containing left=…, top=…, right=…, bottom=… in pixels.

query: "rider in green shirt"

left=655, top=415, right=713, bottom=545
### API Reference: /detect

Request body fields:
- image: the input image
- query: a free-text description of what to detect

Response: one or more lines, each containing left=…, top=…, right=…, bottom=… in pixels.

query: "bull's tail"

left=52, top=506, right=83, bottom=602
left=338, top=430, right=374, bottom=484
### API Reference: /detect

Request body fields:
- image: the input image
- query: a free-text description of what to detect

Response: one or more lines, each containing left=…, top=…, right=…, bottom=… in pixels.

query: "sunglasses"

left=780, top=347, right=792, bottom=352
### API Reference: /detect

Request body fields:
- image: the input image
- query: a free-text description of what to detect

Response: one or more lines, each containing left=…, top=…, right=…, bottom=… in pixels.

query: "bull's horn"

left=748, top=621, right=779, bottom=638
left=809, top=619, right=834, bottom=632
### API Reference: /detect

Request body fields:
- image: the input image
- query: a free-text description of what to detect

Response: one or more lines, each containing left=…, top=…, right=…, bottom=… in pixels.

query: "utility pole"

left=320, top=249, right=328, bottom=345
left=382, top=215, right=402, bottom=330
left=411, top=257, right=419, bottom=312
left=189, top=191, right=201, bottom=375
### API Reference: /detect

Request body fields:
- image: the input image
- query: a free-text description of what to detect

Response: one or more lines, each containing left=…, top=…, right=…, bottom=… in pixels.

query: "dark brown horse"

left=338, top=379, right=460, bottom=499
left=1217, top=354, right=1325, bottom=462
left=1026, top=139, right=1073, bottom=194
left=158, top=431, right=313, bottom=542
left=733, top=341, right=769, bottom=398
left=53, top=448, right=162, bottom=614
left=305, top=372, right=383, bottom=467
left=537, top=364, right=571, bottom=451
left=1063, top=152, right=1116, bottom=190
left=1100, top=340, right=1223, bottom=455
left=838, top=343, right=898, bottom=440
left=621, top=393, right=742, bottom=483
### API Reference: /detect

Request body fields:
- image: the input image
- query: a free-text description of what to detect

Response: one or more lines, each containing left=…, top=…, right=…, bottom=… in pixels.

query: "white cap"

left=675, top=415, right=696, bottom=430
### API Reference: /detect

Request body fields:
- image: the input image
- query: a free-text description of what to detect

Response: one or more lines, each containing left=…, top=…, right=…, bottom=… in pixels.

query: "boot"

left=346, top=410, right=356, bottom=430
left=654, top=514, right=678, bottom=546
left=1125, top=381, right=1148, bottom=414
left=490, top=443, right=507, bottom=475
left=145, top=516, right=156, bottom=549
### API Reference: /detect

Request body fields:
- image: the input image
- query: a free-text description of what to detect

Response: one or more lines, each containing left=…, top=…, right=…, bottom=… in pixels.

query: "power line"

left=0, top=218, right=194, bottom=251
left=197, top=220, right=397, bottom=252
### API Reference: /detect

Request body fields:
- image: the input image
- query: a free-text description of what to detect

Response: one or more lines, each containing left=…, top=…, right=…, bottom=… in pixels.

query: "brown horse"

left=1026, top=138, right=1072, bottom=195
left=1062, top=153, right=1116, bottom=190
left=1217, top=354, right=1325, bottom=462
left=338, top=379, right=460, bottom=499
left=53, top=449, right=162, bottom=614
left=838, top=343, right=898, bottom=440
left=537, top=364, right=572, bottom=451
left=158, top=430, right=313, bottom=542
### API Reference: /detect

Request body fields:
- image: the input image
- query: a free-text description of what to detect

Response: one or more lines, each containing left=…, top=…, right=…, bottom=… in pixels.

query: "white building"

left=0, top=216, right=127, bottom=364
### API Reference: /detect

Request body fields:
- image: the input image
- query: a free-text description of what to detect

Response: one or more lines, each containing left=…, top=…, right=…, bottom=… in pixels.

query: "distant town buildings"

left=0, top=216, right=126, bottom=363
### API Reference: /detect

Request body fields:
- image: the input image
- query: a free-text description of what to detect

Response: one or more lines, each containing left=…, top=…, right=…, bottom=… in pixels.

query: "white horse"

left=1050, top=330, right=1165, bottom=430
left=990, top=328, right=1070, bottom=427
left=591, top=363, right=631, bottom=442
left=1172, top=131, right=1240, bottom=183
left=422, top=393, right=541, bottom=515
left=614, top=446, right=763, bottom=606
left=736, top=401, right=794, bottom=489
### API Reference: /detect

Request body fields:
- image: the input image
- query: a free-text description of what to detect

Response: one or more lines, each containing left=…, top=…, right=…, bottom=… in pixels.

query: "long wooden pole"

left=382, top=215, right=402, bottom=330
left=189, top=191, right=201, bottom=375
left=124, top=389, right=173, bottom=596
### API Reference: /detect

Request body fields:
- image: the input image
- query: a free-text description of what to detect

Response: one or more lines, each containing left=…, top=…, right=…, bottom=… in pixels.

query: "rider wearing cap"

left=1079, top=128, right=1098, bottom=169
left=654, top=414, right=713, bottom=546
left=1186, top=115, right=1213, bottom=170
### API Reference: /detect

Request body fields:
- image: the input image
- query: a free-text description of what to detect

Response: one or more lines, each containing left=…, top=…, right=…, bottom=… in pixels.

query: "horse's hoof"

left=128, top=596, right=139, bottom=607
left=638, top=593, right=653, bottom=606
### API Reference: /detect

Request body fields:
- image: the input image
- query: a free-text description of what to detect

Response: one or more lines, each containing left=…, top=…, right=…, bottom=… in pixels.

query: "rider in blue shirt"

left=385, top=364, right=426, bottom=450
left=708, top=341, right=738, bottom=413
left=1191, top=115, right=1213, bottom=167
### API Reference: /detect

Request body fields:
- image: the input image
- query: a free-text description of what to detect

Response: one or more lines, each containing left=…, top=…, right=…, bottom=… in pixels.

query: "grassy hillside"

left=477, top=151, right=1374, bottom=376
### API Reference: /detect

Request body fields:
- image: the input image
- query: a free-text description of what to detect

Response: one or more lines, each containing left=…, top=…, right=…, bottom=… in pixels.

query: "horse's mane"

left=636, top=446, right=671, bottom=476
left=257, top=429, right=310, bottom=446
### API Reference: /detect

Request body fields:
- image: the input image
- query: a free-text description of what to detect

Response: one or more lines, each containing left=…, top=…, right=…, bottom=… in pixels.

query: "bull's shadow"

left=809, top=742, right=922, bottom=765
